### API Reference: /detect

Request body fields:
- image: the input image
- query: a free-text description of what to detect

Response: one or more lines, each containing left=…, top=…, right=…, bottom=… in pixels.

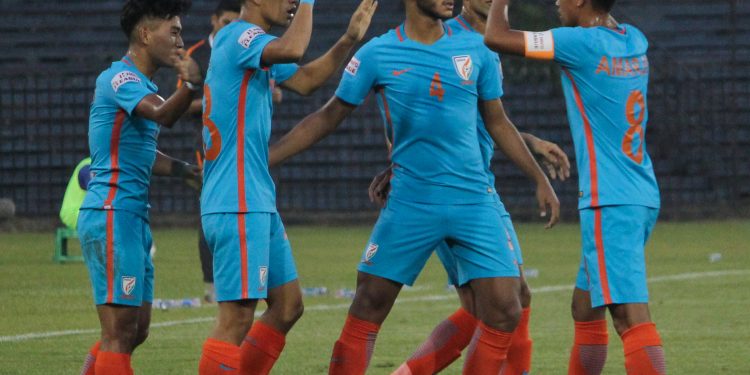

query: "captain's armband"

left=523, top=31, right=554, bottom=60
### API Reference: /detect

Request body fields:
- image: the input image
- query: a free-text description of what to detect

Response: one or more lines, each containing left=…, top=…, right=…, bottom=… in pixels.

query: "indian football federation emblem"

left=121, top=276, right=136, bottom=296
left=363, top=243, right=378, bottom=265
left=258, top=266, right=268, bottom=290
left=452, top=55, right=473, bottom=82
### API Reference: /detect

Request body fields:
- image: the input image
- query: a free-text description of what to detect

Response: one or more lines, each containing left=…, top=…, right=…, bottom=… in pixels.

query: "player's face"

left=261, top=0, right=297, bottom=27
left=211, top=11, right=240, bottom=35
left=466, top=0, right=492, bottom=18
left=556, top=0, right=579, bottom=26
left=145, top=16, right=185, bottom=68
left=416, top=0, right=454, bottom=20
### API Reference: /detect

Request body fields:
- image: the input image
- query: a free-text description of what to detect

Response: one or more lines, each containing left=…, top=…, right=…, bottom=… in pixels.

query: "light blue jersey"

left=336, top=23, right=503, bottom=204
left=82, top=56, right=159, bottom=218
left=528, top=25, right=659, bottom=209
left=201, top=20, right=298, bottom=215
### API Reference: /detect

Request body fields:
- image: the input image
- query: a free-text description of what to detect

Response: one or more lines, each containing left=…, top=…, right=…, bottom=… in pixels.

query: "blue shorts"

left=575, top=205, right=659, bottom=307
left=358, top=198, right=519, bottom=286
left=437, top=203, right=523, bottom=286
left=78, top=209, right=154, bottom=307
left=202, top=212, right=298, bottom=302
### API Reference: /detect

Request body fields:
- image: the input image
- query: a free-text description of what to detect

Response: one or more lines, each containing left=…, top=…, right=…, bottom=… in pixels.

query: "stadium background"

left=0, top=0, right=748, bottom=227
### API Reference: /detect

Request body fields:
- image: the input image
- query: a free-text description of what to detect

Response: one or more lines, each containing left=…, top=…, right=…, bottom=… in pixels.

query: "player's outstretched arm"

left=269, top=97, right=356, bottom=167
left=481, top=99, right=560, bottom=227
left=281, top=0, right=378, bottom=96
left=260, top=0, right=315, bottom=65
left=153, top=151, right=202, bottom=190
left=520, top=132, right=571, bottom=181
left=135, top=49, right=203, bottom=128
left=485, top=0, right=527, bottom=57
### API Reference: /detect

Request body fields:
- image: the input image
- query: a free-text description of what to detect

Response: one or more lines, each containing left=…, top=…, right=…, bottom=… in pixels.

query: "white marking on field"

left=2, top=269, right=748, bottom=343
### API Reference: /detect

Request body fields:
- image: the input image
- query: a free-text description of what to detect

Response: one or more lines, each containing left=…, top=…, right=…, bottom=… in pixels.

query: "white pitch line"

left=2, top=269, right=748, bottom=344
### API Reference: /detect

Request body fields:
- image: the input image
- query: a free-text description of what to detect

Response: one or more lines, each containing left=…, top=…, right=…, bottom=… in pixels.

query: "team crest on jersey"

left=238, top=27, right=265, bottom=49
left=258, top=266, right=268, bottom=289
left=121, top=276, right=136, bottom=296
left=452, top=55, right=473, bottom=81
left=363, top=243, right=378, bottom=265
left=111, top=71, right=141, bottom=92
left=345, top=57, right=360, bottom=76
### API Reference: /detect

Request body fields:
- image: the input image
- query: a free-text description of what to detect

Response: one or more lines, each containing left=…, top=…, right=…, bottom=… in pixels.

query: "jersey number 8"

left=622, top=90, right=645, bottom=164
left=202, top=84, right=222, bottom=161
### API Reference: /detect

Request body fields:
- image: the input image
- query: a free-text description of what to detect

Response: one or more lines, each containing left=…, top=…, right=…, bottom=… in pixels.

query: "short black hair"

left=214, top=0, right=241, bottom=16
left=120, top=0, right=192, bottom=40
left=591, top=0, right=616, bottom=12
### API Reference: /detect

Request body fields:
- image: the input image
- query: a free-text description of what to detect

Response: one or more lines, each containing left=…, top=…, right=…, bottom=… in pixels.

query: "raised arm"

left=481, top=99, right=560, bottom=227
left=260, top=0, right=315, bottom=65
left=281, top=0, right=378, bottom=96
left=485, top=0, right=527, bottom=56
left=135, top=49, right=203, bottom=127
left=269, top=97, right=356, bottom=167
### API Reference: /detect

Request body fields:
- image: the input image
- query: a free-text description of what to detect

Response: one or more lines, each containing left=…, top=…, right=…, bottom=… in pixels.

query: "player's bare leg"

left=240, top=280, right=304, bottom=374
left=329, top=272, right=402, bottom=375
left=502, top=268, right=533, bottom=375
left=609, top=303, right=665, bottom=374
left=199, top=300, right=257, bottom=374
left=568, top=288, right=608, bottom=375
left=92, top=304, right=141, bottom=374
left=462, top=277, right=521, bottom=374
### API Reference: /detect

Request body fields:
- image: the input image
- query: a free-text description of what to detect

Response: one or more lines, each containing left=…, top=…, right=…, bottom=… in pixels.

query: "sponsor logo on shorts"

left=345, top=57, right=360, bottom=76
left=111, top=71, right=141, bottom=92
left=238, top=26, right=265, bottom=49
left=121, top=276, right=136, bottom=296
left=258, top=266, right=268, bottom=290
left=363, top=243, right=378, bottom=265
left=452, top=55, right=473, bottom=82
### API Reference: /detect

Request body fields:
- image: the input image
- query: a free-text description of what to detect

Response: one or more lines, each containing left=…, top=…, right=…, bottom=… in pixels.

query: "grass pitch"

left=1, top=220, right=749, bottom=374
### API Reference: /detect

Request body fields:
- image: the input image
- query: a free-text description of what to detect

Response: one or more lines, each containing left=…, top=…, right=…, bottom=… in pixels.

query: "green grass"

left=1, top=220, right=749, bottom=374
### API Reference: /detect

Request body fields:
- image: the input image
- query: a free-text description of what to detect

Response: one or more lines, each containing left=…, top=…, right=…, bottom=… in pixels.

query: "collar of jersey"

left=118, top=55, right=157, bottom=90
left=455, top=15, right=477, bottom=33
left=396, top=22, right=452, bottom=45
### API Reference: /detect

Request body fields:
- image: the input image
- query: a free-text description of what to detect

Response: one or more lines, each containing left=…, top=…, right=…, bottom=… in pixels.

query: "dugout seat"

left=53, top=227, right=84, bottom=263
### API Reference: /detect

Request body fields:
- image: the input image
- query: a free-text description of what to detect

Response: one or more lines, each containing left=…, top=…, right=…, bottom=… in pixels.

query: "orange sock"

left=568, top=320, right=609, bottom=375
left=462, top=321, right=514, bottom=374
left=395, top=307, right=478, bottom=375
left=239, top=321, right=286, bottom=375
left=622, top=323, right=665, bottom=375
left=199, top=338, right=240, bottom=374
left=502, top=307, right=533, bottom=375
left=329, top=314, right=381, bottom=375
left=94, top=351, right=133, bottom=375
left=80, top=341, right=100, bottom=375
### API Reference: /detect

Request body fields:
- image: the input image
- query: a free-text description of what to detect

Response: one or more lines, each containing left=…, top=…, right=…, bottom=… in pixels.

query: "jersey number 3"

left=622, top=90, right=645, bottom=164
left=202, top=84, right=222, bottom=161
left=429, top=72, right=445, bottom=102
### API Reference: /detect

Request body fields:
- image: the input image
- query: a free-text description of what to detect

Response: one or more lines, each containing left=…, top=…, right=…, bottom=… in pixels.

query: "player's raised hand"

left=172, top=48, right=202, bottom=86
left=344, top=0, right=379, bottom=43
left=536, top=180, right=560, bottom=228
left=368, top=166, right=392, bottom=207
left=530, top=138, right=571, bottom=181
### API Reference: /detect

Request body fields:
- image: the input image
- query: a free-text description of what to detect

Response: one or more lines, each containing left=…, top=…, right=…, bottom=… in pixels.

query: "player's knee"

left=133, top=327, right=149, bottom=348
left=480, top=296, right=522, bottom=331
left=101, top=328, right=138, bottom=352
left=276, top=298, right=304, bottom=327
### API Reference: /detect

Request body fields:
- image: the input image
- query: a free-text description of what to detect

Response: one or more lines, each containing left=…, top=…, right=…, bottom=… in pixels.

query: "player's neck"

left=125, top=48, right=157, bottom=78
left=577, top=11, right=617, bottom=28
left=240, top=7, right=271, bottom=31
left=404, top=12, right=445, bottom=44
left=460, top=7, right=487, bottom=36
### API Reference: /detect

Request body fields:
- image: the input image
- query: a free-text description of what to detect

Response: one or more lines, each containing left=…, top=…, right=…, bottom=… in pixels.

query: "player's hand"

left=344, top=0, right=378, bottom=44
left=172, top=49, right=203, bottom=86
left=182, top=164, right=202, bottom=191
left=528, top=137, right=570, bottom=181
left=368, top=166, right=392, bottom=207
left=536, top=179, right=560, bottom=229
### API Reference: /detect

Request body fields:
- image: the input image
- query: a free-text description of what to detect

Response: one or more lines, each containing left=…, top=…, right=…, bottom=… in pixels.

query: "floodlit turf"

left=1, top=220, right=749, bottom=374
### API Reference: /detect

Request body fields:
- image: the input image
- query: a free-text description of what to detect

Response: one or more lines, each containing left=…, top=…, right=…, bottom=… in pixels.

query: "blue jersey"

left=526, top=25, right=659, bottom=209
left=336, top=23, right=503, bottom=204
left=201, top=20, right=299, bottom=214
left=81, top=56, right=159, bottom=218
left=446, top=15, right=501, bottom=190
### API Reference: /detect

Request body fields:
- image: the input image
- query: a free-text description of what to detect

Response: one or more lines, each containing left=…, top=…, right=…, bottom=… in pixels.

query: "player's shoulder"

left=97, top=60, right=144, bottom=93
left=444, top=16, right=476, bottom=36
left=215, top=20, right=269, bottom=49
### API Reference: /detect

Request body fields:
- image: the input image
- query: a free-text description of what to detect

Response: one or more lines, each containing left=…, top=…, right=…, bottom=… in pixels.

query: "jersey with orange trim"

left=525, top=25, right=659, bottom=209
left=81, top=56, right=160, bottom=218
left=201, top=20, right=298, bottom=214
left=336, top=23, right=503, bottom=204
